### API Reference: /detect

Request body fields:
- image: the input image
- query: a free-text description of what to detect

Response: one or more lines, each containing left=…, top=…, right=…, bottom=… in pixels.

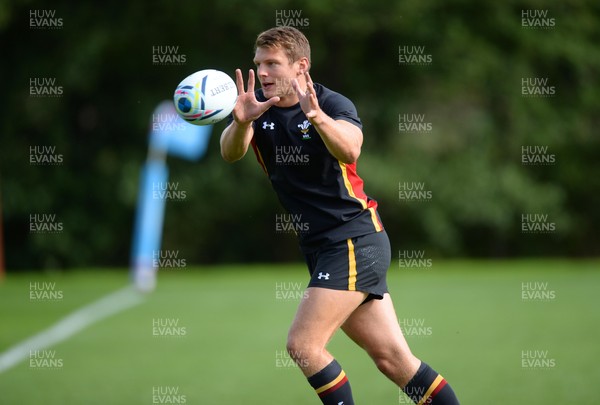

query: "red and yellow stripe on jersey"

left=250, top=138, right=268, bottom=175
left=339, top=161, right=383, bottom=232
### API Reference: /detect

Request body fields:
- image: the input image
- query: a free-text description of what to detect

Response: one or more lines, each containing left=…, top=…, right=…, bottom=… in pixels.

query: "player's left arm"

left=293, top=72, right=363, bottom=164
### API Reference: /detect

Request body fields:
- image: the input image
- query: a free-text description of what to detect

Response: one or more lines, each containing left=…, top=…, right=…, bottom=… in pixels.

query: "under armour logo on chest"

left=263, top=121, right=275, bottom=130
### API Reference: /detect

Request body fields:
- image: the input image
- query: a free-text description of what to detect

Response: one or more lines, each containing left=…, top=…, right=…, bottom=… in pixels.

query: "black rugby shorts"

left=304, top=231, right=391, bottom=301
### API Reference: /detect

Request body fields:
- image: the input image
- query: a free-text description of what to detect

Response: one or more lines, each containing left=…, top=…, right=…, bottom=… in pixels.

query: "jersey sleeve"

left=320, top=90, right=363, bottom=130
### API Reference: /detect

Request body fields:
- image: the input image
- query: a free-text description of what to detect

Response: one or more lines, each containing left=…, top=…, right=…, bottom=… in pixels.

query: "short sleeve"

left=319, top=89, right=362, bottom=130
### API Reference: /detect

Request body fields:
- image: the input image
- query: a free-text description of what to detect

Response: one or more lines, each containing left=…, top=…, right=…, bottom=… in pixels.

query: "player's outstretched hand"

left=293, top=72, right=320, bottom=119
left=232, top=69, right=280, bottom=125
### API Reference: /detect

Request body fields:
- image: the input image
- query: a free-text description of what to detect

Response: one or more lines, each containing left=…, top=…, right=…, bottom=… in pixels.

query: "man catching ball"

left=220, top=26, right=459, bottom=405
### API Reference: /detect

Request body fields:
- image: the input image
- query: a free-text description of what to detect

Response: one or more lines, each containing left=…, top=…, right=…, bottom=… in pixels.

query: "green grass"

left=0, top=260, right=598, bottom=404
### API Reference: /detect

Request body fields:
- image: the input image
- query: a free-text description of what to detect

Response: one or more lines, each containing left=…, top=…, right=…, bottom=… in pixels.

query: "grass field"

left=0, top=260, right=598, bottom=404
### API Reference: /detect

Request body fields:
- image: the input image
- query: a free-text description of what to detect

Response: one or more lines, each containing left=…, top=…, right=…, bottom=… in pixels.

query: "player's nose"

left=256, top=65, right=268, bottom=79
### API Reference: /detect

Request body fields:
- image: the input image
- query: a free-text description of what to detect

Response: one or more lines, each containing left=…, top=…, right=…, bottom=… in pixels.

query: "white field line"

left=0, top=285, right=145, bottom=373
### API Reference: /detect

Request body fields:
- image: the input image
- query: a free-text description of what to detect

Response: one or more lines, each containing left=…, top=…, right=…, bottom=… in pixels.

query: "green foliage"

left=1, top=0, right=599, bottom=269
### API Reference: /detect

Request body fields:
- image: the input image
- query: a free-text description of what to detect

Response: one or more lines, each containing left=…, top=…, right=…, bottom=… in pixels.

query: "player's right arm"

left=220, top=69, right=280, bottom=162
left=220, top=118, right=254, bottom=163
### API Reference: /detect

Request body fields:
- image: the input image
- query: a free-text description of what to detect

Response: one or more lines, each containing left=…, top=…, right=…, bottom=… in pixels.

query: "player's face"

left=253, top=46, right=304, bottom=100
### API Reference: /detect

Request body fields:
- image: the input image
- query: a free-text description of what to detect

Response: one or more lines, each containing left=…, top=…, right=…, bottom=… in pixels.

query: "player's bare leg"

left=341, top=293, right=419, bottom=386
left=342, top=293, right=459, bottom=404
left=288, top=287, right=366, bottom=375
left=287, top=287, right=367, bottom=404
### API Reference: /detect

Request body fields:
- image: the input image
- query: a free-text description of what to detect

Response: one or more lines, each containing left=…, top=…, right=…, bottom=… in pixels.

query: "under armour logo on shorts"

left=317, top=272, right=330, bottom=280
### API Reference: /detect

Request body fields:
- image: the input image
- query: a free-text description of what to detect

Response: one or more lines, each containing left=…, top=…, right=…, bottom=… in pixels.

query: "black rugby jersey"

left=235, top=83, right=383, bottom=252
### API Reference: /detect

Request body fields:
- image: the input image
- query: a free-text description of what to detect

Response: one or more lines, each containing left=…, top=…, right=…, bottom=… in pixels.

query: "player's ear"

left=297, top=57, right=309, bottom=75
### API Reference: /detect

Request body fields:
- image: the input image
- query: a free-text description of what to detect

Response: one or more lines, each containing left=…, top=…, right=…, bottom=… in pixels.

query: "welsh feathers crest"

left=297, top=120, right=312, bottom=140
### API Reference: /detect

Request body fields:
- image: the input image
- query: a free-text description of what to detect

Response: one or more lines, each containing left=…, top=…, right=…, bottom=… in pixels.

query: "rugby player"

left=220, top=26, right=459, bottom=405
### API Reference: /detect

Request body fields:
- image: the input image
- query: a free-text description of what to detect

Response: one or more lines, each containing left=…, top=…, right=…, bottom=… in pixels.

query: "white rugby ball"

left=173, top=69, right=237, bottom=125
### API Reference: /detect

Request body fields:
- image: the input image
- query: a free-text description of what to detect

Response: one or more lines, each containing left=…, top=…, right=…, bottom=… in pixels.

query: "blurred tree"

left=1, top=0, right=598, bottom=270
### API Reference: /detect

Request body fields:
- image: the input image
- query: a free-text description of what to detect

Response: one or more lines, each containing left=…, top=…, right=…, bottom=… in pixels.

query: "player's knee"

left=286, top=333, right=318, bottom=362
left=286, top=334, right=305, bottom=360
left=371, top=349, right=420, bottom=382
left=370, top=348, right=404, bottom=378
left=373, top=355, right=397, bottom=378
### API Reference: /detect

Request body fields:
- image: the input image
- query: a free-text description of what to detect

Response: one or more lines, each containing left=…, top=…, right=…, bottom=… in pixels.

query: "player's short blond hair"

left=255, top=26, right=311, bottom=67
